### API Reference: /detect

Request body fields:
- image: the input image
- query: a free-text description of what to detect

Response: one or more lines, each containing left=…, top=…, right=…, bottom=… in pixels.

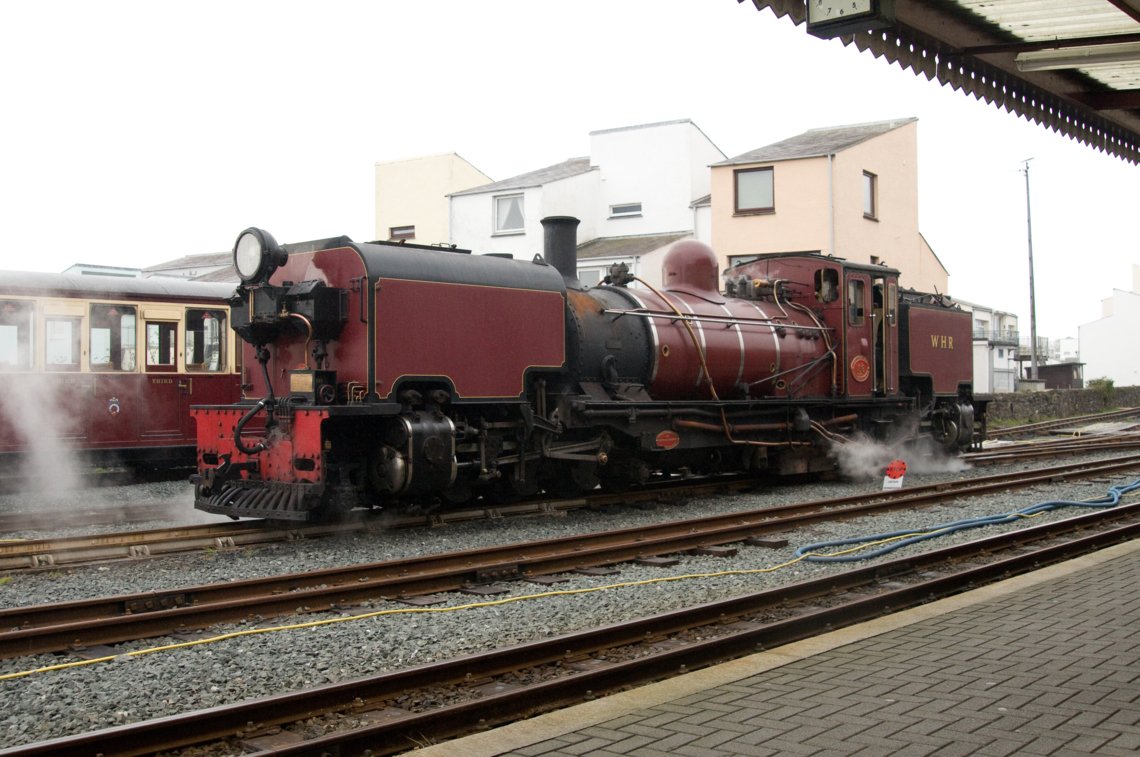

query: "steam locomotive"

left=191, top=217, right=985, bottom=521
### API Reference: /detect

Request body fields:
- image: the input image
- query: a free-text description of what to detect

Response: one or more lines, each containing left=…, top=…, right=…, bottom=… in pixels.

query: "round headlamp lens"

left=234, top=232, right=265, bottom=281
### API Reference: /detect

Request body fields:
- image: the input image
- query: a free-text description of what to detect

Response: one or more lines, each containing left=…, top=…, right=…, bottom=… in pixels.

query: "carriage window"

left=847, top=279, right=866, bottom=326
left=146, top=322, right=177, bottom=372
left=0, top=300, right=34, bottom=370
left=89, top=304, right=137, bottom=371
left=814, top=269, right=839, bottom=303
left=185, top=309, right=226, bottom=372
left=45, top=317, right=81, bottom=371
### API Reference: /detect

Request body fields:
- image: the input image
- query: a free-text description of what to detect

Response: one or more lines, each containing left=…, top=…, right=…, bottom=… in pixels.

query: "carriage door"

left=141, top=317, right=182, bottom=439
left=844, top=273, right=873, bottom=397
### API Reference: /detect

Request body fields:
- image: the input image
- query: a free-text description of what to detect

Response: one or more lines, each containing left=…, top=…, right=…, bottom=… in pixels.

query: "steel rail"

left=2, top=435, right=1134, bottom=571
left=6, top=502, right=1137, bottom=757
left=965, top=435, right=1140, bottom=463
left=987, top=407, right=1140, bottom=439
left=1, top=454, right=1138, bottom=660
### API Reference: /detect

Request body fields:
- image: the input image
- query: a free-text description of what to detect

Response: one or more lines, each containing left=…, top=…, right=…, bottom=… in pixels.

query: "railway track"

left=986, top=406, right=1140, bottom=439
left=2, top=452, right=1138, bottom=660
left=965, top=432, right=1140, bottom=463
left=3, top=437, right=1140, bottom=571
left=6, top=500, right=1137, bottom=756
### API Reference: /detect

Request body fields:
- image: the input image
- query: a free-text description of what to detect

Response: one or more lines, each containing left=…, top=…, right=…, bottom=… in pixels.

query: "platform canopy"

left=745, top=1, right=1140, bottom=164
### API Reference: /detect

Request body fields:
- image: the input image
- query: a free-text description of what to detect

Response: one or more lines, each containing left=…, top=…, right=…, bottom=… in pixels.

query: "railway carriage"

left=0, top=272, right=241, bottom=469
left=191, top=217, right=985, bottom=522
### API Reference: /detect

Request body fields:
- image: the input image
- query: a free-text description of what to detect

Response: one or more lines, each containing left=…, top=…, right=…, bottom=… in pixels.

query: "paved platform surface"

left=416, top=539, right=1140, bottom=756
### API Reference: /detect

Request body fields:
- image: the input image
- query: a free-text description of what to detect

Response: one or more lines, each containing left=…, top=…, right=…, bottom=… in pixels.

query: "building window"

left=494, top=194, right=525, bottom=234
left=389, top=225, right=415, bottom=241
left=578, top=269, right=602, bottom=287
left=610, top=202, right=642, bottom=218
left=863, top=171, right=878, bottom=219
left=735, top=167, right=774, bottom=214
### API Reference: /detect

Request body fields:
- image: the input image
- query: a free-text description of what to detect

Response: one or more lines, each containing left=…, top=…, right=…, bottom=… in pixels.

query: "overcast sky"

left=1, top=1, right=1135, bottom=341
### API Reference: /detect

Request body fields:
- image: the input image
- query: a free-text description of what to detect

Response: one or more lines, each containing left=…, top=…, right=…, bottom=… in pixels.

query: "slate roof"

left=143, top=251, right=232, bottom=272
left=450, top=157, right=594, bottom=196
left=577, top=232, right=691, bottom=260
left=716, top=118, right=917, bottom=166
left=190, top=265, right=240, bottom=283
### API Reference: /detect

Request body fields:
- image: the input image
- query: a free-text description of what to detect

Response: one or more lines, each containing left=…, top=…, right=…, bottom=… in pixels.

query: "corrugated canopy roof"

left=745, top=0, right=1140, bottom=164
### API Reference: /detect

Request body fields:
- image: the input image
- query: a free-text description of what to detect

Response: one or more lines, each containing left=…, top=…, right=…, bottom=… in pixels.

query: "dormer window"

left=610, top=202, right=642, bottom=218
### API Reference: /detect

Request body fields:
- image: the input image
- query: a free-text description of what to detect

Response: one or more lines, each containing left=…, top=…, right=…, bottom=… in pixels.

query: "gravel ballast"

left=1, top=451, right=1137, bottom=748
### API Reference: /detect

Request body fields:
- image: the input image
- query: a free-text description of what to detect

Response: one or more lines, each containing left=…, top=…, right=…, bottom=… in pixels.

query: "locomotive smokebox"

left=542, top=216, right=581, bottom=288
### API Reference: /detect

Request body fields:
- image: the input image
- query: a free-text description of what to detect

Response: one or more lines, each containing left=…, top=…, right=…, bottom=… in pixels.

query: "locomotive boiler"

left=192, top=217, right=984, bottom=521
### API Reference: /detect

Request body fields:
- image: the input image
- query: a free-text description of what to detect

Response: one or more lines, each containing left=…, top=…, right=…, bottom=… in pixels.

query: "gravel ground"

left=1, top=450, right=1138, bottom=748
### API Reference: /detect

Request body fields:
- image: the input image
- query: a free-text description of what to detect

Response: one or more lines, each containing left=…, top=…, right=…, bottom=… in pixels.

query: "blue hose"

left=795, top=477, right=1140, bottom=563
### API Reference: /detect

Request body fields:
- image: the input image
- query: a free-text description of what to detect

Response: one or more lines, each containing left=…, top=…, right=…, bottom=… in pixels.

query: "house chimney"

left=542, top=216, right=581, bottom=288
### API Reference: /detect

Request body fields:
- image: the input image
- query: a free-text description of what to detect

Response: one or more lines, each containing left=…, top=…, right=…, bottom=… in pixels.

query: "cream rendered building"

left=710, top=119, right=948, bottom=295
left=374, top=153, right=491, bottom=246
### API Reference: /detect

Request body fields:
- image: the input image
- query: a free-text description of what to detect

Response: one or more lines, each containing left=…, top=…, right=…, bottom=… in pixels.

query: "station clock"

left=806, top=0, right=896, bottom=38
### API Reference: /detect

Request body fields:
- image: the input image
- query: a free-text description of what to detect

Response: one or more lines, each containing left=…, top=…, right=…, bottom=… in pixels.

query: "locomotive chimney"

left=542, top=216, right=581, bottom=288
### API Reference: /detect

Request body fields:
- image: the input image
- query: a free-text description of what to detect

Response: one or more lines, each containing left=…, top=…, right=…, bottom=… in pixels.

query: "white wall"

left=589, top=120, right=724, bottom=240
left=450, top=172, right=600, bottom=259
left=1080, top=288, right=1140, bottom=387
left=964, top=300, right=1019, bottom=394
left=449, top=120, right=724, bottom=261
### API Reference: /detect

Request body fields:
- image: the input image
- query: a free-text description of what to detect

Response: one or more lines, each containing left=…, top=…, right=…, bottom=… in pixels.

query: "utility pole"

left=1022, top=158, right=1038, bottom=381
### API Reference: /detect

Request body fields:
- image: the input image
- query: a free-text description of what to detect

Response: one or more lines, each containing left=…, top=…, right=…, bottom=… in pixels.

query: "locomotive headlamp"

left=234, top=227, right=288, bottom=284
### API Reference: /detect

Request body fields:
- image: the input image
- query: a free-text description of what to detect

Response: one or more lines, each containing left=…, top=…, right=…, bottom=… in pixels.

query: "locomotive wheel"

left=598, top=457, right=651, bottom=492
left=932, top=418, right=960, bottom=453
left=486, top=473, right=539, bottom=504
left=545, top=461, right=600, bottom=497
left=441, top=479, right=474, bottom=506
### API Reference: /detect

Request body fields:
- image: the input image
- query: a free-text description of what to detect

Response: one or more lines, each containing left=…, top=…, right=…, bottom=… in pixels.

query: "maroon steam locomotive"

left=192, top=217, right=985, bottom=521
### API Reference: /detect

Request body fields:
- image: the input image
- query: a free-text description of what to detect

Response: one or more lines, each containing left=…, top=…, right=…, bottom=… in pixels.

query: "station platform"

left=416, top=539, right=1140, bottom=756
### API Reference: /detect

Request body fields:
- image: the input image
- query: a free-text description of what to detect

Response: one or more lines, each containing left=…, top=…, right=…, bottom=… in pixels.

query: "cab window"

left=814, top=269, right=839, bottom=303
